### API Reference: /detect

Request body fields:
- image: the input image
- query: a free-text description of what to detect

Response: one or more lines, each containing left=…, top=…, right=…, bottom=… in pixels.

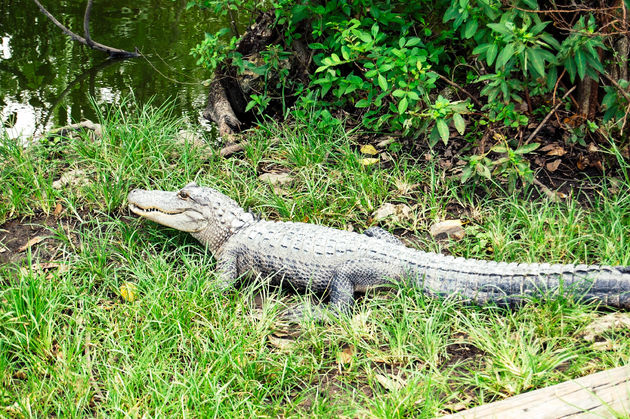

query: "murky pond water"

left=1, top=0, right=229, bottom=139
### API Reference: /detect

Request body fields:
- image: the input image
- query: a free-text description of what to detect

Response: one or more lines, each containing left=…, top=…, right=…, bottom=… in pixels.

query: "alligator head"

left=128, top=182, right=254, bottom=253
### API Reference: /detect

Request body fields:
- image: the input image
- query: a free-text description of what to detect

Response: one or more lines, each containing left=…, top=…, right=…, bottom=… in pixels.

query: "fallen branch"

left=41, top=120, right=103, bottom=140
left=33, top=0, right=140, bottom=58
left=219, top=142, right=246, bottom=157
left=533, top=178, right=563, bottom=202
left=526, top=85, right=577, bottom=143
left=437, top=74, right=483, bottom=109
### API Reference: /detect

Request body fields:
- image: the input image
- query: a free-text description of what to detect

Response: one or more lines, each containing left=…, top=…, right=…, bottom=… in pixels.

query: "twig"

left=533, top=178, right=562, bottom=202
left=220, top=142, right=246, bottom=157
left=44, top=120, right=103, bottom=139
left=437, top=73, right=483, bottom=108
left=84, top=330, right=105, bottom=403
left=32, top=0, right=140, bottom=58
left=526, top=85, right=577, bottom=143
left=83, top=0, right=93, bottom=47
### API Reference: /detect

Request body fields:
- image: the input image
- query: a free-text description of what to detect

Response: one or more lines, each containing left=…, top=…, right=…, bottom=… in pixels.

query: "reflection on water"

left=0, top=0, right=226, bottom=139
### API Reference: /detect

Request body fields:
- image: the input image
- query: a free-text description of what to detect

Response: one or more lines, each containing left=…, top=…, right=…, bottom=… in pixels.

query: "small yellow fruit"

left=120, top=282, right=138, bottom=302
left=360, top=157, right=379, bottom=166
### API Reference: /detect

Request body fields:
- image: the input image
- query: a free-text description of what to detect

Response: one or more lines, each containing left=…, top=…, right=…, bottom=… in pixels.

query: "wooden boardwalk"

left=441, top=365, right=630, bottom=418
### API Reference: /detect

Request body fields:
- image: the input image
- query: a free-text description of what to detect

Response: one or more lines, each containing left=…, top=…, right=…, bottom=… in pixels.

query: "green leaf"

left=496, top=43, right=515, bottom=69
left=407, top=91, right=420, bottom=101
left=488, top=22, right=512, bottom=36
left=355, top=99, right=370, bottom=108
left=527, top=49, right=546, bottom=77
left=461, top=166, right=473, bottom=183
left=392, top=89, right=406, bottom=98
left=565, top=58, right=577, bottom=83
left=575, top=49, right=586, bottom=80
left=245, top=100, right=257, bottom=112
left=405, top=37, right=423, bottom=47
left=515, top=143, right=540, bottom=154
left=341, top=46, right=350, bottom=61
left=398, top=96, right=408, bottom=114
left=436, top=118, right=449, bottom=143
left=452, top=113, right=466, bottom=135
left=464, top=20, right=478, bottom=39
left=491, top=145, right=508, bottom=153
left=356, top=32, right=373, bottom=43
left=487, top=43, right=498, bottom=66
left=378, top=74, right=388, bottom=91
left=472, top=43, right=490, bottom=55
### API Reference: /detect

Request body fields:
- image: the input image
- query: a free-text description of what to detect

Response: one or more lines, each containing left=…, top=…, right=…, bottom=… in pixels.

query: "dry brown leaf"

left=492, top=132, right=506, bottom=141
left=18, top=236, right=44, bottom=252
left=337, top=344, right=355, bottom=365
left=259, top=172, right=294, bottom=186
left=576, top=155, right=588, bottom=171
left=375, top=373, right=406, bottom=391
left=592, top=340, right=615, bottom=351
left=546, top=159, right=562, bottom=172
left=12, top=371, right=27, bottom=380
left=540, top=143, right=567, bottom=157
left=268, top=335, right=295, bottom=351
left=53, top=202, right=63, bottom=217
left=372, top=203, right=412, bottom=223
left=174, top=129, right=206, bottom=148
left=443, top=395, right=474, bottom=412
left=580, top=313, right=630, bottom=341
left=376, top=137, right=395, bottom=148
left=430, top=220, right=465, bottom=241
left=360, top=144, right=379, bottom=155
left=52, top=169, right=90, bottom=189
left=394, top=179, right=418, bottom=196
left=39, top=262, right=59, bottom=270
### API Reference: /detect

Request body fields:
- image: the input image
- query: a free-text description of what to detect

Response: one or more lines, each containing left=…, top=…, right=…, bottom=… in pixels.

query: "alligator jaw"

left=127, top=189, right=207, bottom=233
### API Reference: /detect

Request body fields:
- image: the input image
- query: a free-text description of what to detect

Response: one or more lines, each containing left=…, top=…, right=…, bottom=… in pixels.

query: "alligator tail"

left=409, top=252, right=630, bottom=308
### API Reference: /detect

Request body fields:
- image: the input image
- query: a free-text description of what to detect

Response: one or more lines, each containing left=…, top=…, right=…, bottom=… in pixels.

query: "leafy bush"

left=189, top=0, right=630, bottom=184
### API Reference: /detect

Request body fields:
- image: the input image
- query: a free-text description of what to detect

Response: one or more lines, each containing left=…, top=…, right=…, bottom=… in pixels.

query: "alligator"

left=127, top=183, right=630, bottom=318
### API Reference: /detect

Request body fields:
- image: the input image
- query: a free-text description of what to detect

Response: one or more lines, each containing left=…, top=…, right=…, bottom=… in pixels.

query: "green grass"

left=1, top=99, right=629, bottom=417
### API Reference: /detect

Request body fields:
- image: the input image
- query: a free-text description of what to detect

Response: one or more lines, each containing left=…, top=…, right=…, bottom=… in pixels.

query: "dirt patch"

left=0, top=214, right=77, bottom=265
left=445, top=334, right=485, bottom=369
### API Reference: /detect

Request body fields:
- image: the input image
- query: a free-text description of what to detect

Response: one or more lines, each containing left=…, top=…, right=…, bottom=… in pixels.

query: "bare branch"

left=526, top=85, right=577, bottom=144
left=33, top=0, right=140, bottom=58
left=83, top=0, right=93, bottom=47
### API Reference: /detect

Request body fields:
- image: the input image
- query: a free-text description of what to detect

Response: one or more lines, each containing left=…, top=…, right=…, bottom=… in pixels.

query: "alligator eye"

left=178, top=191, right=189, bottom=199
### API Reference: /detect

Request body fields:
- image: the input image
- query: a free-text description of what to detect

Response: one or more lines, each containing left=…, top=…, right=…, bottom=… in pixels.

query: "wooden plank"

left=441, top=365, right=630, bottom=419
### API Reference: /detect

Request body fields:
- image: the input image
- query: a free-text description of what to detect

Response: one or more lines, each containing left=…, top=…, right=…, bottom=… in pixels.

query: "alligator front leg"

left=214, top=245, right=242, bottom=291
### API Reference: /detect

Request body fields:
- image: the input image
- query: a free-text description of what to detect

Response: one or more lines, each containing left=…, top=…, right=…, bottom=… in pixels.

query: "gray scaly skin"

left=127, top=183, right=630, bottom=317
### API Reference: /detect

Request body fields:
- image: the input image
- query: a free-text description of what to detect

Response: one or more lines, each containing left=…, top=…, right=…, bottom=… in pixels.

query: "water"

left=0, top=0, right=228, bottom=139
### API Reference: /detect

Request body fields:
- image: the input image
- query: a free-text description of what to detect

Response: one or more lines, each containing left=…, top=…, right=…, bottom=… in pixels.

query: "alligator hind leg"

left=363, top=226, right=404, bottom=246
left=283, top=273, right=354, bottom=323
left=284, top=259, right=395, bottom=323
